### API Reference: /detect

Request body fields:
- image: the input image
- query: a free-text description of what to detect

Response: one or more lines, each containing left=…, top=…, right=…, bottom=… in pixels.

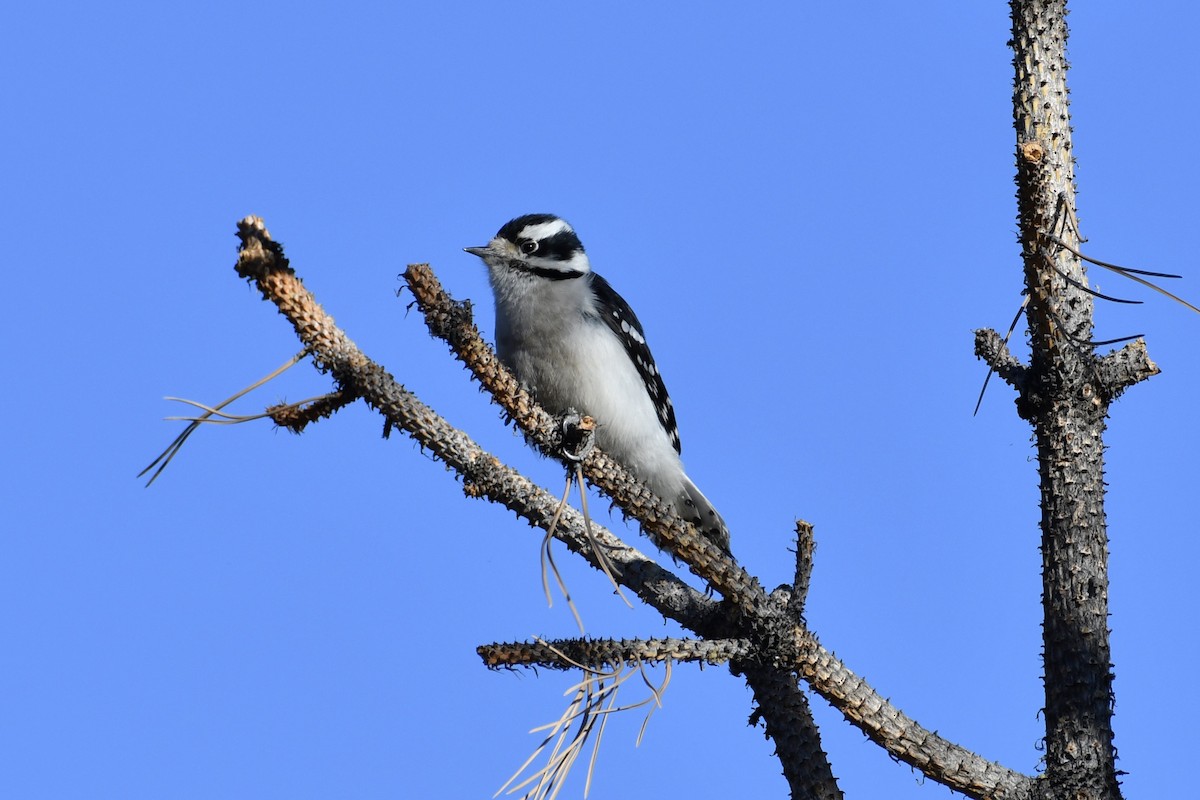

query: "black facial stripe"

left=495, top=214, right=584, bottom=264
left=533, top=229, right=585, bottom=260
left=507, top=259, right=586, bottom=281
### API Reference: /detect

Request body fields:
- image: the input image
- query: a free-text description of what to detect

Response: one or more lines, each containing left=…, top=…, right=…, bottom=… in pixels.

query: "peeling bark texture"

left=1011, top=2, right=1131, bottom=798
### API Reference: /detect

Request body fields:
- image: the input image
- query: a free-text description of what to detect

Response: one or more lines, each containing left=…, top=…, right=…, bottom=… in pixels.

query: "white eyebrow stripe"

left=518, top=218, right=573, bottom=241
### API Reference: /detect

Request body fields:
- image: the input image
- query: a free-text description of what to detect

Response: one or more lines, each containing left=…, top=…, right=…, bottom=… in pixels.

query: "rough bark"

left=1006, top=2, right=1148, bottom=797
left=231, top=217, right=1035, bottom=799
left=743, top=664, right=842, bottom=800
left=154, top=2, right=1175, bottom=796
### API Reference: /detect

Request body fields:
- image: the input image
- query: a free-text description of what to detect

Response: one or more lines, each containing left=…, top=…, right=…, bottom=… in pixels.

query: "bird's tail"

left=678, top=475, right=731, bottom=554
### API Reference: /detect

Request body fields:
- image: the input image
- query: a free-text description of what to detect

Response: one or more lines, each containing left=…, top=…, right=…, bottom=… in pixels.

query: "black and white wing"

left=588, top=272, right=681, bottom=454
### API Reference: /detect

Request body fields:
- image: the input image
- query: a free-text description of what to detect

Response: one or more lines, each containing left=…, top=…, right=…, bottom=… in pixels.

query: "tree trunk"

left=1010, top=2, right=1122, bottom=797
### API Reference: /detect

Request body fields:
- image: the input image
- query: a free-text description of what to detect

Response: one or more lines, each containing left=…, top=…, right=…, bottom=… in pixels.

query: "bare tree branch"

left=268, top=388, right=359, bottom=433
left=975, top=327, right=1028, bottom=390
left=479, top=637, right=752, bottom=669
left=403, top=262, right=766, bottom=612
left=231, top=215, right=1035, bottom=800
left=404, top=264, right=1035, bottom=798
left=790, top=628, right=1031, bottom=800
left=1095, top=338, right=1160, bottom=400
left=742, top=664, right=843, bottom=800
left=233, top=216, right=718, bottom=625
left=791, top=520, right=815, bottom=618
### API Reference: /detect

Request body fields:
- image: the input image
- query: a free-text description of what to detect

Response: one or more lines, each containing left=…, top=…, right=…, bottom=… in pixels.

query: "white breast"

left=491, top=270, right=685, bottom=501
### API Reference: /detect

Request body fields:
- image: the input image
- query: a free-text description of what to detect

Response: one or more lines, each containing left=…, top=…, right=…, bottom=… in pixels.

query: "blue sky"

left=2, top=2, right=1198, bottom=797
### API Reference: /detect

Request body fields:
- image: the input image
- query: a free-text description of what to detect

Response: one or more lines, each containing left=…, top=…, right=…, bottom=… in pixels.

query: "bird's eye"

left=521, top=240, right=538, bottom=255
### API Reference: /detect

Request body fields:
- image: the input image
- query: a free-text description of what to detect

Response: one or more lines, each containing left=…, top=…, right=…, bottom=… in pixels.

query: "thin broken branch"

left=792, top=520, right=815, bottom=616
left=268, top=388, right=358, bottom=432
left=974, top=328, right=1028, bottom=391
left=1095, top=338, right=1160, bottom=400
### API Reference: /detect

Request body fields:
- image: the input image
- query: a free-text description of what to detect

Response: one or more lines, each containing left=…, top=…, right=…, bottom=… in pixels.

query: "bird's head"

left=465, top=214, right=591, bottom=281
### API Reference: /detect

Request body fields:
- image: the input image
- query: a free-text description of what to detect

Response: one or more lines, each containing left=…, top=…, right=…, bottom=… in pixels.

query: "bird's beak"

left=463, top=245, right=491, bottom=259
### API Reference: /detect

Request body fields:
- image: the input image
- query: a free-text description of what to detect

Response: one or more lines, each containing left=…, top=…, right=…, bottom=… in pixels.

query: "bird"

left=465, top=214, right=730, bottom=553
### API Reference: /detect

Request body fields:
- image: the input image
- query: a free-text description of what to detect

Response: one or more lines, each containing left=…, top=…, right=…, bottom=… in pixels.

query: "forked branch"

left=231, top=215, right=1033, bottom=800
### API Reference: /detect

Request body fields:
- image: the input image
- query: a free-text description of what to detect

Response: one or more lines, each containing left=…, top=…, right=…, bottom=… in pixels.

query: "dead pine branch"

left=211, top=216, right=1035, bottom=800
